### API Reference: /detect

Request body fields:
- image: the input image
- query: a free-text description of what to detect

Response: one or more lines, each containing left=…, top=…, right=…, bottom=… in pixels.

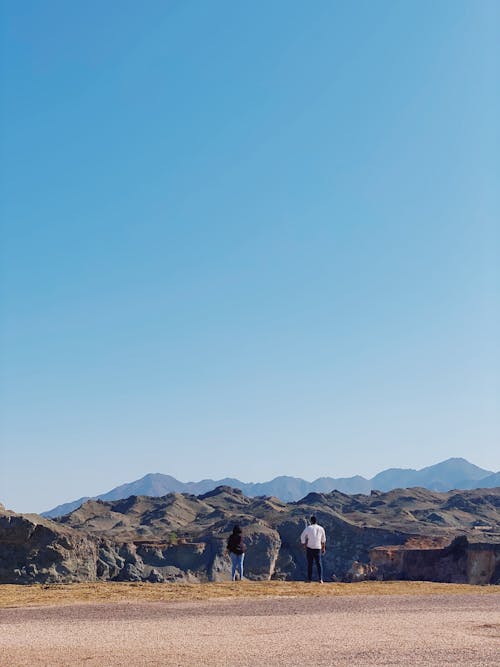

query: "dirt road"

left=1, top=593, right=499, bottom=666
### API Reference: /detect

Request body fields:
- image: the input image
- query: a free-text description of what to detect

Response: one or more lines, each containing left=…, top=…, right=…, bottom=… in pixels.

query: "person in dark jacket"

left=226, top=525, right=246, bottom=581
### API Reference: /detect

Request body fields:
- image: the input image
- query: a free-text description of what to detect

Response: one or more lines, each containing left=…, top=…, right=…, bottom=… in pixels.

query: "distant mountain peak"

left=41, top=458, right=497, bottom=518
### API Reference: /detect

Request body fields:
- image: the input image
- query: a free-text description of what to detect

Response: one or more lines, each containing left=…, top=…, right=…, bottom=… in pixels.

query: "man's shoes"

left=319, top=580, right=324, bottom=584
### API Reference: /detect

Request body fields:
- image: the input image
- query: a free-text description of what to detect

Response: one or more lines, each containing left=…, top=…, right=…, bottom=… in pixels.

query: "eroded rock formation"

left=0, top=509, right=97, bottom=584
left=370, top=537, right=500, bottom=584
left=1, top=486, right=499, bottom=584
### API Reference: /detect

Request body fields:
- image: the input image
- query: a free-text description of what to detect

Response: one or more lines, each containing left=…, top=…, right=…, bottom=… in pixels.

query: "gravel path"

left=1, top=593, right=499, bottom=666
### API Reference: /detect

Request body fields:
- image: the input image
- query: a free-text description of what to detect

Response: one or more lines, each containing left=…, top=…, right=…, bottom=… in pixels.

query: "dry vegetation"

left=1, top=580, right=499, bottom=609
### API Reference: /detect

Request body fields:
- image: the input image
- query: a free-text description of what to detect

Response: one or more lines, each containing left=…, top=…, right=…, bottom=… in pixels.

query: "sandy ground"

left=1, top=592, right=499, bottom=666
left=2, top=580, right=498, bottom=607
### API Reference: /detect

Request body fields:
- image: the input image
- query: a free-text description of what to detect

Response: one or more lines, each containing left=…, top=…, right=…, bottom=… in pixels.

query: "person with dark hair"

left=226, top=525, right=247, bottom=581
left=300, top=515, right=326, bottom=583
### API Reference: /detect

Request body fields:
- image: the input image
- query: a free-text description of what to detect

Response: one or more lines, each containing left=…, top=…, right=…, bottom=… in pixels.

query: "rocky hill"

left=0, top=503, right=98, bottom=584
left=2, top=487, right=499, bottom=586
left=42, top=458, right=497, bottom=517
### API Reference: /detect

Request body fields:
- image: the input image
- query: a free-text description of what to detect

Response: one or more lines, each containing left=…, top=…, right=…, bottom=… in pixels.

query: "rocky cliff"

left=1, top=486, right=499, bottom=584
left=370, top=537, right=500, bottom=585
left=0, top=507, right=97, bottom=584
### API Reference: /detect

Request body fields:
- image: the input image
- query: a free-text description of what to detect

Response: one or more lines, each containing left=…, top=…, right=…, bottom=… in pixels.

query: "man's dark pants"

left=306, top=547, right=323, bottom=581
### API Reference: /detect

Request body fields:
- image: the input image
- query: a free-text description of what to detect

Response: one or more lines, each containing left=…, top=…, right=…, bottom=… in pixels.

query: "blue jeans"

left=230, top=553, right=244, bottom=580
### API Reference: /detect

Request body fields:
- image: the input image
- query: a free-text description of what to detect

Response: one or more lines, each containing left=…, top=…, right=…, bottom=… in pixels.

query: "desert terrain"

left=1, top=582, right=499, bottom=666
left=3, top=486, right=500, bottom=586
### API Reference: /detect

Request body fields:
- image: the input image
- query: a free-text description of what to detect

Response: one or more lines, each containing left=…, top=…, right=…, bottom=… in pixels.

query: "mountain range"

left=4, top=484, right=500, bottom=585
left=42, top=457, right=500, bottom=518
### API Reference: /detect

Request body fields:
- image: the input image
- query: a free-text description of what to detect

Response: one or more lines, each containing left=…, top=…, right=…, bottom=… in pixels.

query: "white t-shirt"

left=300, top=524, right=326, bottom=549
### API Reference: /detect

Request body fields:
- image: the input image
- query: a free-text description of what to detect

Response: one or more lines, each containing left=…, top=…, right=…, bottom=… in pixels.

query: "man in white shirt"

left=300, top=515, right=326, bottom=583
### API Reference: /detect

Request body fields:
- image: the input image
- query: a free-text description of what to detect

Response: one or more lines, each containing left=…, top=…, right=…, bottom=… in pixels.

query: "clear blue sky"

left=1, top=1, right=499, bottom=513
